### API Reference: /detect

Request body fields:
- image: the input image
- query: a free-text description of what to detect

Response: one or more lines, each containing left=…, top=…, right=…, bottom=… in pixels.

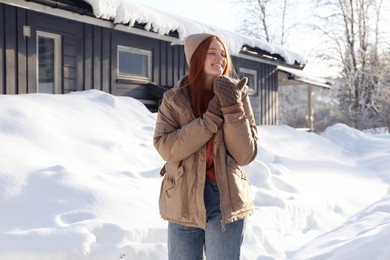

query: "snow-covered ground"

left=0, top=90, right=389, bottom=260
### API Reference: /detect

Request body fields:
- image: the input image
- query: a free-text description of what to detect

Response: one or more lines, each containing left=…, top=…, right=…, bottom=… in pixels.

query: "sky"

left=1, top=89, right=390, bottom=259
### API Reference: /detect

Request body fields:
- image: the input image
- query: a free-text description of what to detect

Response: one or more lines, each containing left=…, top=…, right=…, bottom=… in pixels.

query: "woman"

left=153, top=33, right=258, bottom=259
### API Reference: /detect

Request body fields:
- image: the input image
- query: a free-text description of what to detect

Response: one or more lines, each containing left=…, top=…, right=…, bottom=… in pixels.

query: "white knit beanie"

left=184, top=33, right=216, bottom=66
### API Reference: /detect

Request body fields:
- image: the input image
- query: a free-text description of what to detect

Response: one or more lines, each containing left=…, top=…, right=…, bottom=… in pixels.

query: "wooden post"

left=306, top=85, right=314, bottom=131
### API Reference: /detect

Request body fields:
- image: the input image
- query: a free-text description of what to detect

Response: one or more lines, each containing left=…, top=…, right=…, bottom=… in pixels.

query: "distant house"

left=0, top=0, right=330, bottom=126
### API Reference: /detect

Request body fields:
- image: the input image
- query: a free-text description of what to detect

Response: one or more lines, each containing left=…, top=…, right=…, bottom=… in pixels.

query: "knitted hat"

left=184, top=33, right=216, bottom=66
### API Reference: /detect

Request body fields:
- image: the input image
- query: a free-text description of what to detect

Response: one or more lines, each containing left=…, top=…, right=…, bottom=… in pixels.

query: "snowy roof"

left=82, top=0, right=307, bottom=66
left=278, top=66, right=333, bottom=89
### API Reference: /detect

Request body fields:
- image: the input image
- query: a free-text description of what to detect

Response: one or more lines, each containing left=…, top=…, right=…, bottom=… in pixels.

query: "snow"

left=0, top=90, right=389, bottom=260
left=278, top=66, right=333, bottom=89
left=81, top=0, right=306, bottom=66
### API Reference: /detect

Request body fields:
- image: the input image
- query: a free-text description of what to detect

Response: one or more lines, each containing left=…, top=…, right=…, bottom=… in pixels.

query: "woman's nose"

left=215, top=53, right=223, bottom=61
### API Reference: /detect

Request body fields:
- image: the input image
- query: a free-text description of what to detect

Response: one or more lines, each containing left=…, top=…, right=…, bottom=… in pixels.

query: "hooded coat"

left=153, top=76, right=258, bottom=230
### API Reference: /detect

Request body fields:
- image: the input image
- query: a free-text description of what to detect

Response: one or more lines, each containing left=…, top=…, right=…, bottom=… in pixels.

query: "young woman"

left=153, top=33, right=258, bottom=260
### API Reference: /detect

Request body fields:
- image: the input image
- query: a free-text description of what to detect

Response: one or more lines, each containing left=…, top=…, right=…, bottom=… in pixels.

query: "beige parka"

left=153, top=76, right=258, bottom=230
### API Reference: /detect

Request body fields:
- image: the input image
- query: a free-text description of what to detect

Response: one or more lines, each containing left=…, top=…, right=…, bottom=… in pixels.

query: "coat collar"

left=169, top=75, right=194, bottom=115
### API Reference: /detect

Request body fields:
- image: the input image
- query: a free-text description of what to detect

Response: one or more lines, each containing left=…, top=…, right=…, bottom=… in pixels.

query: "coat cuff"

left=221, top=102, right=244, bottom=115
left=203, top=112, right=222, bottom=133
left=223, top=110, right=247, bottom=123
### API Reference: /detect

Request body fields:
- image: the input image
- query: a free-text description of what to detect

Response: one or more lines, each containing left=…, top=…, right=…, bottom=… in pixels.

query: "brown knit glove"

left=213, top=76, right=248, bottom=114
left=241, top=84, right=249, bottom=101
left=207, top=95, right=222, bottom=117
left=205, top=95, right=223, bottom=127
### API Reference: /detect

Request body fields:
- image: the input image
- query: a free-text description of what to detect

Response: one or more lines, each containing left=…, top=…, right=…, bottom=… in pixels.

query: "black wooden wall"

left=0, top=3, right=279, bottom=125
left=0, top=4, right=83, bottom=94
left=233, top=56, right=278, bottom=125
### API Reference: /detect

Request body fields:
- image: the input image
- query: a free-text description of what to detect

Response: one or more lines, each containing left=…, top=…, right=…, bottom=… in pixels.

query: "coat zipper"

left=212, top=130, right=227, bottom=232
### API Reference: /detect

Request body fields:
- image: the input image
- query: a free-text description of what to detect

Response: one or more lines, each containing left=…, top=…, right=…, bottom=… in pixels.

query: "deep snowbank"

left=0, top=90, right=389, bottom=259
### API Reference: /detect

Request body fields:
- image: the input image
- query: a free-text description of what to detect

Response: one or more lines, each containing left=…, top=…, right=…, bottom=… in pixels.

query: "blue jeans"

left=168, top=179, right=246, bottom=260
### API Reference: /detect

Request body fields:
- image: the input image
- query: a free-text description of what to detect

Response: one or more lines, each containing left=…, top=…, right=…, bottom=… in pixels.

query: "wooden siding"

left=112, top=31, right=157, bottom=98
left=0, top=4, right=4, bottom=94
left=0, top=3, right=280, bottom=125
left=26, top=10, right=37, bottom=94
left=0, top=4, right=83, bottom=94
left=112, top=31, right=187, bottom=99
left=17, top=8, right=28, bottom=94
left=261, top=65, right=279, bottom=125
left=233, top=56, right=278, bottom=125
left=4, top=4, right=17, bottom=94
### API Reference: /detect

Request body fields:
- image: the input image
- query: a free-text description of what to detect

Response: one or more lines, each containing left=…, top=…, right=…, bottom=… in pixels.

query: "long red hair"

left=187, top=36, right=235, bottom=117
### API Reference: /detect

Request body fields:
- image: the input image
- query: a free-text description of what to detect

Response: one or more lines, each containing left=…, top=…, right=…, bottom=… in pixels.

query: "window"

left=117, top=45, right=152, bottom=82
left=37, top=31, right=61, bottom=94
left=239, top=68, right=258, bottom=95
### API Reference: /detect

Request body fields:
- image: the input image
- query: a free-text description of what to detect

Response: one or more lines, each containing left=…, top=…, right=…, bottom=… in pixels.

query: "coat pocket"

left=159, top=165, right=185, bottom=216
left=163, top=165, right=184, bottom=197
left=226, top=155, right=252, bottom=211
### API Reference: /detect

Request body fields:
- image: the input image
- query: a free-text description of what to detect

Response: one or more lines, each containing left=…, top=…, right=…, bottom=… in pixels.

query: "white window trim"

left=117, top=45, right=152, bottom=83
left=239, top=68, right=258, bottom=95
left=36, top=31, right=61, bottom=94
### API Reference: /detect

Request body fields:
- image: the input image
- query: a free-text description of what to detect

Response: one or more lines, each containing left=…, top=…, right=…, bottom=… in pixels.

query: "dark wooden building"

left=0, top=0, right=309, bottom=125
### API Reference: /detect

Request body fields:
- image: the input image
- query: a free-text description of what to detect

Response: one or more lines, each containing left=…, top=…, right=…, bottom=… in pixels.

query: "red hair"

left=187, top=36, right=235, bottom=117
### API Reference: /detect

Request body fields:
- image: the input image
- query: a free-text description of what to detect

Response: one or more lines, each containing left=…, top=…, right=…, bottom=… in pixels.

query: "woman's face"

left=204, top=38, right=227, bottom=81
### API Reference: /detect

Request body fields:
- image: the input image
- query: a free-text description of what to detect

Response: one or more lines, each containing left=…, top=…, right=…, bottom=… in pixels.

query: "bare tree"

left=370, top=47, right=390, bottom=132
left=237, top=0, right=292, bottom=45
left=311, top=0, right=390, bottom=130
left=280, top=0, right=288, bottom=46
left=237, top=0, right=390, bottom=131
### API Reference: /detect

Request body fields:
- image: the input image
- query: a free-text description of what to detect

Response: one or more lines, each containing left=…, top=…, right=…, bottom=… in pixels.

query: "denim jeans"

left=168, top=178, right=246, bottom=260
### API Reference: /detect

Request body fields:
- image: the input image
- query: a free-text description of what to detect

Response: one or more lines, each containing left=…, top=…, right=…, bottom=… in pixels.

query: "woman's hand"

left=213, top=76, right=248, bottom=114
left=205, top=95, right=223, bottom=127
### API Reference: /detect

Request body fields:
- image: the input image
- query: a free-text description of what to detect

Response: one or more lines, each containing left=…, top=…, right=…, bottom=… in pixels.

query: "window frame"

left=239, top=68, right=258, bottom=96
left=36, top=31, right=62, bottom=94
left=117, top=45, right=152, bottom=83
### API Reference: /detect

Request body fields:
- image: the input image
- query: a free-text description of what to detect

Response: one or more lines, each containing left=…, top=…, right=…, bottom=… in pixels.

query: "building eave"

left=278, top=66, right=333, bottom=89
